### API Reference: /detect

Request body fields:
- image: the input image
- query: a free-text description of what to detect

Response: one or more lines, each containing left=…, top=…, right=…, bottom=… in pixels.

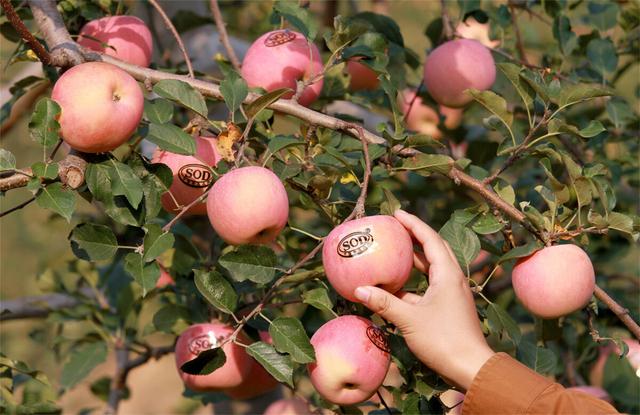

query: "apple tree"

left=0, top=0, right=638, bottom=414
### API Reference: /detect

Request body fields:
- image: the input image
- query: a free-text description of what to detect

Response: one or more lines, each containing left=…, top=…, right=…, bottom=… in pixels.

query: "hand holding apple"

left=353, top=210, right=495, bottom=391
left=308, top=315, right=391, bottom=405
left=322, top=215, right=413, bottom=302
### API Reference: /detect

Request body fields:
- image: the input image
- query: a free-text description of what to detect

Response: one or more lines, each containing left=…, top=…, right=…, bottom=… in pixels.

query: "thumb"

left=354, top=286, right=411, bottom=326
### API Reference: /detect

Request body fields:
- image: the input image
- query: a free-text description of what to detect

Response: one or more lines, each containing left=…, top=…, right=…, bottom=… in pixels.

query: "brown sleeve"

left=461, top=352, right=619, bottom=415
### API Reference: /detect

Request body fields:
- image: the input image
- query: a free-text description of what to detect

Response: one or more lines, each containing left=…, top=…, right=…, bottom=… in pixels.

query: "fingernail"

left=354, top=286, right=371, bottom=303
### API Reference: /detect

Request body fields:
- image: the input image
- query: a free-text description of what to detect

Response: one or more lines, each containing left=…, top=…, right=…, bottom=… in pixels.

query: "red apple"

left=512, top=245, right=595, bottom=319
left=308, top=315, right=391, bottom=405
left=590, top=339, right=640, bottom=387
left=322, top=215, right=413, bottom=302
left=152, top=136, right=221, bottom=216
left=206, top=166, right=289, bottom=245
left=263, top=398, right=312, bottom=415
left=241, top=30, right=324, bottom=107
left=78, top=15, right=153, bottom=67
left=51, top=62, right=143, bottom=153
left=423, top=39, right=496, bottom=108
left=174, top=322, right=253, bottom=391
left=398, top=90, right=463, bottom=138
left=566, top=386, right=612, bottom=403
left=346, top=59, right=379, bottom=91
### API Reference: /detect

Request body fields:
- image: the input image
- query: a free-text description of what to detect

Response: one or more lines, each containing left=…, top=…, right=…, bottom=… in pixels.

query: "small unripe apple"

left=152, top=136, right=221, bottom=216
left=346, top=59, right=379, bottom=91
left=51, top=62, right=143, bottom=153
left=398, top=90, right=463, bottom=138
left=174, top=322, right=253, bottom=391
left=308, top=315, right=391, bottom=405
left=590, top=339, right=640, bottom=387
left=322, top=215, right=413, bottom=302
left=241, top=30, right=323, bottom=107
left=512, top=245, right=595, bottom=319
left=566, top=386, right=612, bottom=403
left=423, top=39, right=496, bottom=108
left=206, top=166, right=289, bottom=245
left=78, top=15, right=153, bottom=67
left=263, top=398, right=312, bottom=415
left=156, top=265, right=175, bottom=288
left=454, top=16, right=500, bottom=49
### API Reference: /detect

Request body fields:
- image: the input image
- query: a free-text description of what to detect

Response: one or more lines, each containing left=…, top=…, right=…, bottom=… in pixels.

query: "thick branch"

left=0, top=151, right=88, bottom=192
left=0, top=293, right=80, bottom=320
left=594, top=286, right=640, bottom=340
left=27, top=0, right=83, bottom=66
left=148, top=0, right=194, bottom=78
left=0, top=169, right=33, bottom=191
left=209, top=0, right=241, bottom=71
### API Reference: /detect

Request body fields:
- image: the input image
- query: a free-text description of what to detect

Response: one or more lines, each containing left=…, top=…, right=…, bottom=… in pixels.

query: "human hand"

left=353, top=210, right=495, bottom=391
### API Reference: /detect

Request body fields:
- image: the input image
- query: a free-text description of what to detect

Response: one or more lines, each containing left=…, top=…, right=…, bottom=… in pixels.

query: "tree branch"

left=0, top=151, right=88, bottom=193
left=0, top=292, right=80, bottom=320
left=439, top=0, right=454, bottom=41
left=148, top=0, right=194, bottom=78
left=27, top=0, right=84, bottom=66
left=209, top=0, right=241, bottom=71
left=594, top=285, right=640, bottom=341
left=0, top=196, right=36, bottom=218
left=508, top=1, right=529, bottom=64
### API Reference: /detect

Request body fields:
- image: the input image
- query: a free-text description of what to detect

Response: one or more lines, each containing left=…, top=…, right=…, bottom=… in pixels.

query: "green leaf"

left=180, top=348, right=226, bottom=375
left=85, top=161, right=113, bottom=202
left=350, top=11, right=404, bottom=47
left=552, top=15, right=577, bottom=55
left=586, top=2, right=619, bottom=31
left=269, top=317, right=315, bottom=364
left=494, top=182, right=516, bottom=205
left=517, top=342, right=557, bottom=375
left=69, top=223, right=118, bottom=261
left=246, top=88, right=292, bottom=119
left=468, top=89, right=514, bottom=144
left=486, top=303, right=522, bottom=345
left=152, top=304, right=190, bottom=334
left=145, top=123, right=196, bottom=155
left=399, top=154, right=453, bottom=175
left=272, top=0, right=318, bottom=41
left=29, top=98, right=61, bottom=148
left=35, top=183, right=75, bottom=222
left=556, top=84, right=613, bottom=109
left=606, top=98, right=635, bottom=129
left=267, top=136, right=305, bottom=155
left=219, top=245, right=278, bottom=284
left=220, top=72, right=248, bottom=114
left=110, top=160, right=143, bottom=209
left=246, top=342, right=294, bottom=387
left=153, top=80, right=207, bottom=116
left=0, top=149, right=16, bottom=171
left=472, top=214, right=504, bottom=235
left=586, top=38, right=618, bottom=75
left=142, top=224, right=174, bottom=262
left=497, top=63, right=535, bottom=113
left=31, top=162, right=58, bottom=180
left=498, top=241, right=541, bottom=264
left=439, top=220, right=480, bottom=272
left=124, top=253, right=161, bottom=297
left=193, top=269, right=237, bottom=314
left=144, top=98, right=174, bottom=124
left=379, top=188, right=401, bottom=216
left=302, top=287, right=334, bottom=313
left=60, top=342, right=107, bottom=390
left=607, top=212, right=636, bottom=238
left=578, top=120, right=606, bottom=138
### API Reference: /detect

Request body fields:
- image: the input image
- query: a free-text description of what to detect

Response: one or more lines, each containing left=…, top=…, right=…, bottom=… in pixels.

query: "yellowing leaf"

left=215, top=123, right=242, bottom=162
left=339, top=172, right=358, bottom=184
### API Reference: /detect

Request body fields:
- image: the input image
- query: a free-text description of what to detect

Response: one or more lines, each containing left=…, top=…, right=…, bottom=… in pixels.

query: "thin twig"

left=377, top=390, right=392, bottom=415
left=161, top=188, right=212, bottom=232
left=594, top=285, right=640, bottom=340
left=0, top=0, right=52, bottom=65
left=490, top=47, right=572, bottom=82
left=508, top=1, right=529, bottom=64
left=209, top=0, right=241, bottom=71
left=148, top=0, right=194, bottom=78
left=0, top=196, right=36, bottom=218
left=402, top=81, right=424, bottom=123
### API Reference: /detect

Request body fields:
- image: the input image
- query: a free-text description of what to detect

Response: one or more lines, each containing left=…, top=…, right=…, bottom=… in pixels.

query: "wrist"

left=454, top=346, right=495, bottom=391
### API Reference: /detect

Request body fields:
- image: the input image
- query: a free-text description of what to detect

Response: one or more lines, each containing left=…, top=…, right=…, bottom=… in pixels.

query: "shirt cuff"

left=461, top=352, right=554, bottom=415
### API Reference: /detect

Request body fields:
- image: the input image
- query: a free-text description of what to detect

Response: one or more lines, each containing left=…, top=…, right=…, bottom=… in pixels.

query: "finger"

left=414, top=251, right=429, bottom=274
left=442, top=240, right=458, bottom=263
left=394, top=210, right=452, bottom=266
left=396, top=291, right=422, bottom=305
left=354, top=286, right=412, bottom=326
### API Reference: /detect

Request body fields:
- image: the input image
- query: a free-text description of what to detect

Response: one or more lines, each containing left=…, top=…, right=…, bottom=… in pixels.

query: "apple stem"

left=343, top=124, right=371, bottom=221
